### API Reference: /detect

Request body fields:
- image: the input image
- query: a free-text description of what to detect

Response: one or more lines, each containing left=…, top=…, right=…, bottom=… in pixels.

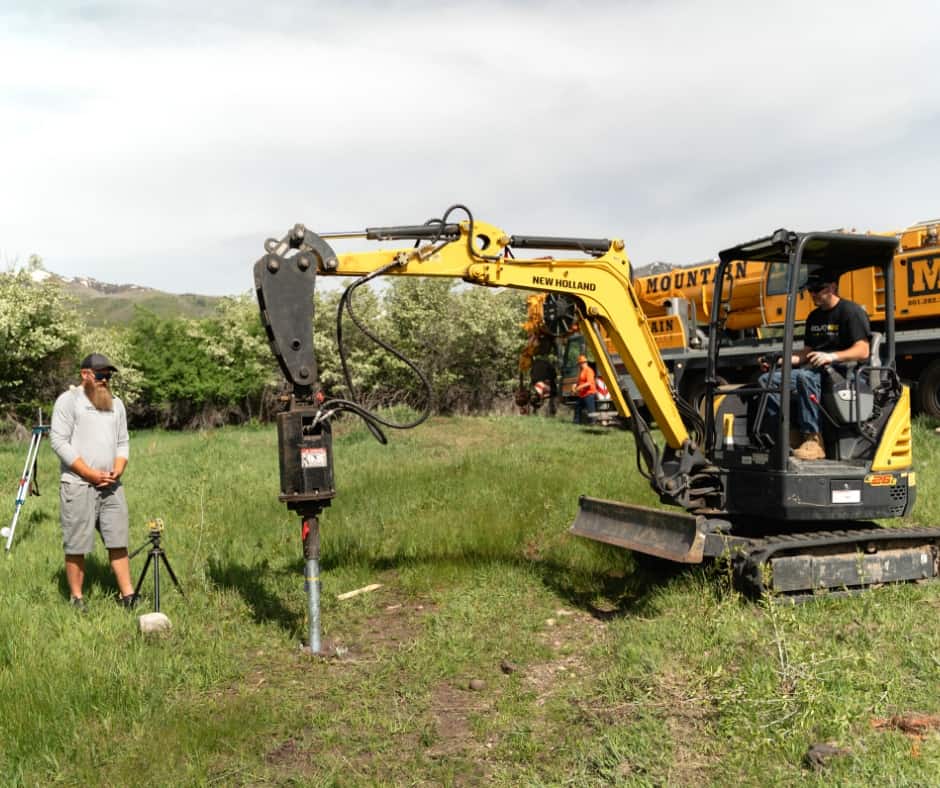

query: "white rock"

left=138, top=612, right=172, bottom=634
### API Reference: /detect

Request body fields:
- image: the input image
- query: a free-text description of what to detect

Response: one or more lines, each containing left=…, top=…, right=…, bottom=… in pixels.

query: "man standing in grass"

left=50, top=353, right=136, bottom=611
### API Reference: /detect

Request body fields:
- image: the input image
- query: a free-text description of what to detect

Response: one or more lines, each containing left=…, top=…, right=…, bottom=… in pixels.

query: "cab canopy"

left=718, top=229, right=899, bottom=282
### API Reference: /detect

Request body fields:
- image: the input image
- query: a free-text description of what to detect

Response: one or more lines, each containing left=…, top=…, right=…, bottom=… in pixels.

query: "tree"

left=448, top=287, right=527, bottom=411
left=313, top=286, right=391, bottom=404
left=0, top=261, right=83, bottom=420
left=381, top=279, right=526, bottom=413
left=125, top=296, right=280, bottom=427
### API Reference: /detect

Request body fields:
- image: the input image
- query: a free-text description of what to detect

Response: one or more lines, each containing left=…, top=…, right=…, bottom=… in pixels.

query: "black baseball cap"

left=805, top=271, right=838, bottom=290
left=80, top=353, right=118, bottom=372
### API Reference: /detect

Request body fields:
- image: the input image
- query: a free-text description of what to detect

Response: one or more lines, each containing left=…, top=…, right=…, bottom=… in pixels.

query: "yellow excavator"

left=254, top=206, right=940, bottom=618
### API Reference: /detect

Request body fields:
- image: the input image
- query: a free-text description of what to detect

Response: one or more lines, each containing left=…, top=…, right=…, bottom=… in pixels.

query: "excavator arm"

left=255, top=213, right=713, bottom=514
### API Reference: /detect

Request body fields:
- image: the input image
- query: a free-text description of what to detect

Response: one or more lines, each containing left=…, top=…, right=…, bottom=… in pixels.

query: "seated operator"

left=759, top=271, right=870, bottom=460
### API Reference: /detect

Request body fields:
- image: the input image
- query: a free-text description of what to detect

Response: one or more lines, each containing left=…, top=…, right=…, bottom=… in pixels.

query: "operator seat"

left=821, top=333, right=888, bottom=460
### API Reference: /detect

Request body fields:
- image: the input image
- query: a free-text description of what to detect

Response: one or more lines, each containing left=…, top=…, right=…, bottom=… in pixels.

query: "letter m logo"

left=909, top=254, right=940, bottom=296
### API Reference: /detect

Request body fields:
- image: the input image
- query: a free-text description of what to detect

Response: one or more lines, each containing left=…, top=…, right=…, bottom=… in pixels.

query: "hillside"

left=48, top=271, right=223, bottom=325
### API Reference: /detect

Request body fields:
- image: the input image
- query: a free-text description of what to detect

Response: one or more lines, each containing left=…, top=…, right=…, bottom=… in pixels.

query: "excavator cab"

left=702, top=230, right=914, bottom=523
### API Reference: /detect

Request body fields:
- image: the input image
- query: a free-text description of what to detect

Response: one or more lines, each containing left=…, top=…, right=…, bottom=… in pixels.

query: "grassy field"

left=2, top=414, right=940, bottom=785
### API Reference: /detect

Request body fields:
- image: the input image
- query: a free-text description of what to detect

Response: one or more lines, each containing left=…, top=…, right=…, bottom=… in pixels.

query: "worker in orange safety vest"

left=572, top=354, right=597, bottom=424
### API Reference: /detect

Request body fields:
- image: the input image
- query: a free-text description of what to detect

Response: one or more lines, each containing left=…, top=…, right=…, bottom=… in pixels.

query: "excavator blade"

left=571, top=496, right=707, bottom=564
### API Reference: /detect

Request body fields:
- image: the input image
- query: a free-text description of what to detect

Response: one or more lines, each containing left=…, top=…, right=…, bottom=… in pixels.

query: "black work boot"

left=70, top=596, right=88, bottom=614
left=118, top=593, right=139, bottom=609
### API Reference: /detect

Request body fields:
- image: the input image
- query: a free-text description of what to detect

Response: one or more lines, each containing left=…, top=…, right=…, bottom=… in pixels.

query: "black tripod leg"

left=134, top=552, right=154, bottom=597
left=159, top=553, right=184, bottom=596
left=153, top=552, right=160, bottom=612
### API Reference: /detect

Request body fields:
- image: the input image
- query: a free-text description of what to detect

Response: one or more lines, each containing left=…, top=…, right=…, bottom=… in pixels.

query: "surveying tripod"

left=130, top=519, right=183, bottom=612
left=4, top=414, right=49, bottom=552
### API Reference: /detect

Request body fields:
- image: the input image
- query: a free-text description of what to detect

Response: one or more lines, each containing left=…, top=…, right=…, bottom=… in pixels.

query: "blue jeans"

left=759, top=368, right=822, bottom=434
left=573, top=394, right=596, bottom=424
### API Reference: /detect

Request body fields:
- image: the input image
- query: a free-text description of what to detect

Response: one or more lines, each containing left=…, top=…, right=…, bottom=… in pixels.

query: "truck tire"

left=916, top=359, right=940, bottom=418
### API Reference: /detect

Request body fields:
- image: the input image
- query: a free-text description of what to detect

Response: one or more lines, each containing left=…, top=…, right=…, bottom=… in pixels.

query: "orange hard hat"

left=577, top=354, right=587, bottom=363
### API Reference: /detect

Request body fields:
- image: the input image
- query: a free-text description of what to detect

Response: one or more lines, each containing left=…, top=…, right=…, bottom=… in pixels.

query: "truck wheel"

left=916, top=360, right=940, bottom=418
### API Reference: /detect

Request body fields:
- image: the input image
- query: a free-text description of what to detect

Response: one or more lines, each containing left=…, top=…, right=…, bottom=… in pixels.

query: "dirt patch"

left=871, top=712, right=940, bottom=758
left=524, top=653, right=589, bottom=707
left=656, top=670, right=717, bottom=785
left=523, top=608, right=606, bottom=707
left=264, top=737, right=306, bottom=767
left=424, top=681, right=492, bottom=784
left=538, top=606, right=607, bottom=650
left=570, top=668, right=717, bottom=782
left=338, top=589, right=436, bottom=658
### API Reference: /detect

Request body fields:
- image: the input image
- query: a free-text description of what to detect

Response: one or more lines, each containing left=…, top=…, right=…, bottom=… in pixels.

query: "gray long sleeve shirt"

left=50, top=387, right=130, bottom=485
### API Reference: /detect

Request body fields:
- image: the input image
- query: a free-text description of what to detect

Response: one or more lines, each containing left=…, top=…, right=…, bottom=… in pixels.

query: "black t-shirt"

left=804, top=298, right=870, bottom=352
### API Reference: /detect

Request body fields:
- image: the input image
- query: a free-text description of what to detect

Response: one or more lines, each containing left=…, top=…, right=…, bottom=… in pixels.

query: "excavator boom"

left=256, top=216, right=711, bottom=512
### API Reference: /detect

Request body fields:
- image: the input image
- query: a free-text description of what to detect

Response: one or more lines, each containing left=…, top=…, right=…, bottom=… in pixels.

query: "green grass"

left=1, top=415, right=940, bottom=785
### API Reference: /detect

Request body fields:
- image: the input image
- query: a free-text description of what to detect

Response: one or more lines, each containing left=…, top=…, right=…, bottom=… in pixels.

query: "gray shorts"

left=59, top=482, right=129, bottom=555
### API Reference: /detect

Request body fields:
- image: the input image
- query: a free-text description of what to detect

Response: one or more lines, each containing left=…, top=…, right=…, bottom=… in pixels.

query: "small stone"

left=468, top=678, right=486, bottom=691
left=804, top=742, right=849, bottom=770
left=545, top=618, right=556, bottom=627
left=138, top=612, right=172, bottom=634
left=500, top=659, right=518, bottom=675
left=555, top=609, right=574, bottom=617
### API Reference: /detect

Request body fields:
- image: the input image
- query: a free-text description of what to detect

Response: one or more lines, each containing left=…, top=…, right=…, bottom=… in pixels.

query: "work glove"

left=809, top=351, right=836, bottom=368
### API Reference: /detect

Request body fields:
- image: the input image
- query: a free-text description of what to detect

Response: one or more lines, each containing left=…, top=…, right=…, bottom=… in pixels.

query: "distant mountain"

left=34, top=270, right=223, bottom=326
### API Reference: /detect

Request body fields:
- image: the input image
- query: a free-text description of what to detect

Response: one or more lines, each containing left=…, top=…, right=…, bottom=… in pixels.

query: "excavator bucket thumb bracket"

left=254, top=229, right=336, bottom=396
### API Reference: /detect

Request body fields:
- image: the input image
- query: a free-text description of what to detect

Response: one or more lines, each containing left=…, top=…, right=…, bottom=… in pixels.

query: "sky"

left=1, top=0, right=938, bottom=296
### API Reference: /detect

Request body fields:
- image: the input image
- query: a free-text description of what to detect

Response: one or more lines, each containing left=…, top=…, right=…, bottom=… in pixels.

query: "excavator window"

left=766, top=262, right=812, bottom=297
left=562, top=334, right=587, bottom=374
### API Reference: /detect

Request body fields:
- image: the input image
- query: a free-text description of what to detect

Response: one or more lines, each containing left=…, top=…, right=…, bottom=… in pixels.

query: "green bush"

left=0, top=260, right=83, bottom=423
left=322, top=278, right=526, bottom=414
left=126, top=296, right=279, bottom=427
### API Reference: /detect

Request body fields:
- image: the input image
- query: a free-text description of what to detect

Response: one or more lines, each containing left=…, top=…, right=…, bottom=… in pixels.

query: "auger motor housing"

left=276, top=404, right=336, bottom=516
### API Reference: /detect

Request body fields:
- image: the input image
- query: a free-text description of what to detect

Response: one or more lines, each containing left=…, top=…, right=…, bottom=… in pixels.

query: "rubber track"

left=730, top=525, right=940, bottom=598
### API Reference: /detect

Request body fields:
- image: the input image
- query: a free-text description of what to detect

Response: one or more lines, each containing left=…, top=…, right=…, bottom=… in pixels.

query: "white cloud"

left=1, top=0, right=938, bottom=294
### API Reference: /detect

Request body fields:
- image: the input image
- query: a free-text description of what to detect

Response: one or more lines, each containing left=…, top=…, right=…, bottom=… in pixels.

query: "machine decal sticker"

left=301, top=447, right=328, bottom=468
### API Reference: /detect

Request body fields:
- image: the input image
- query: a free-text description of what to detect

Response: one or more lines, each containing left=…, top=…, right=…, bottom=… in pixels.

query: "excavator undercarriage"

left=573, top=497, right=940, bottom=600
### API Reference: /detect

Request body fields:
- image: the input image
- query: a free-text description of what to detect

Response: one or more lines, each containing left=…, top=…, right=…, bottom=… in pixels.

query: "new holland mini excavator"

left=254, top=205, right=940, bottom=625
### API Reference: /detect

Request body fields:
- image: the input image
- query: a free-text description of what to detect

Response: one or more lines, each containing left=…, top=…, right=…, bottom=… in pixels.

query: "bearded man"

left=50, top=353, right=135, bottom=611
